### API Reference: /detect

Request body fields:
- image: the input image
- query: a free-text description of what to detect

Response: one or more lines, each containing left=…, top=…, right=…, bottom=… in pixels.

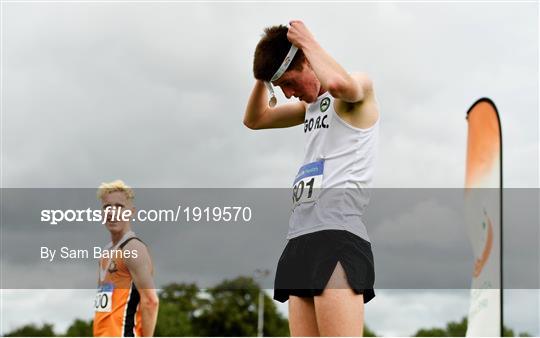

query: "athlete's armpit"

left=334, top=74, right=379, bottom=129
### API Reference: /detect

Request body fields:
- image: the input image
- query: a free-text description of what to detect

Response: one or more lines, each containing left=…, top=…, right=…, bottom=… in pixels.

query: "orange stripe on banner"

left=473, top=213, right=494, bottom=278
left=465, top=99, right=501, bottom=188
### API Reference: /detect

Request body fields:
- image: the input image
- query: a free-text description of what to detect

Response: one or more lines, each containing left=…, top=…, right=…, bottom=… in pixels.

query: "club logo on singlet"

left=320, top=97, right=330, bottom=112
left=108, top=260, right=118, bottom=274
left=305, top=97, right=331, bottom=133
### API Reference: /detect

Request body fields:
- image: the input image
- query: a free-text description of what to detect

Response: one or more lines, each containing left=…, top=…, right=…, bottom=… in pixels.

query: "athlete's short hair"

left=253, top=25, right=306, bottom=81
left=97, top=180, right=135, bottom=201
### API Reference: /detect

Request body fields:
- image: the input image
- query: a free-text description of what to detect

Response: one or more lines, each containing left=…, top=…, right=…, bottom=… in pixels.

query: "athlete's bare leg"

left=314, top=262, right=365, bottom=336
left=289, top=296, right=320, bottom=336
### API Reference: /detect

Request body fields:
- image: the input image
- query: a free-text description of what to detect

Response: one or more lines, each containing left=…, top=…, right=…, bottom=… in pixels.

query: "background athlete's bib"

left=94, top=282, right=114, bottom=313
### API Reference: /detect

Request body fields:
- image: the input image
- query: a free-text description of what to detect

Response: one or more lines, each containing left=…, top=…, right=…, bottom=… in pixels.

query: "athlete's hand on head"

left=287, top=20, right=316, bottom=49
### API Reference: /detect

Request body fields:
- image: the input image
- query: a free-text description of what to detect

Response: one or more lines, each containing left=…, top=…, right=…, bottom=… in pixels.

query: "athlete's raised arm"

left=244, top=80, right=306, bottom=129
left=124, top=240, right=159, bottom=337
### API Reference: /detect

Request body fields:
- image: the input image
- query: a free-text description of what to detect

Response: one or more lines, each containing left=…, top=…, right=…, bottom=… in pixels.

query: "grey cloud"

left=2, top=2, right=537, bottom=189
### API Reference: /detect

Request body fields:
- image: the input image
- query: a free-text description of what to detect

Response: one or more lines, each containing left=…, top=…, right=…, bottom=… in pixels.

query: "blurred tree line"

left=3, top=276, right=377, bottom=337
left=6, top=279, right=531, bottom=337
left=412, top=317, right=531, bottom=337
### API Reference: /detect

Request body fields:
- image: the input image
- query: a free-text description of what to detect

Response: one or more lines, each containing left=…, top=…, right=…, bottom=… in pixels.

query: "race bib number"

left=94, top=283, right=113, bottom=313
left=292, top=160, right=324, bottom=206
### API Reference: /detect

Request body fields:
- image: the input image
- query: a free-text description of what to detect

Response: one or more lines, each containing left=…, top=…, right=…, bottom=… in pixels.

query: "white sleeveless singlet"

left=288, top=91, right=379, bottom=241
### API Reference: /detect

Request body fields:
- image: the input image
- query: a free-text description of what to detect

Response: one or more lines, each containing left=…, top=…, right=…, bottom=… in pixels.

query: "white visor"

left=265, top=45, right=298, bottom=107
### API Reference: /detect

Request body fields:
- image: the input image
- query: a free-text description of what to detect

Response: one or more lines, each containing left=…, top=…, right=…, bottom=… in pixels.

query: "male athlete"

left=244, top=21, right=379, bottom=336
left=93, top=180, right=159, bottom=337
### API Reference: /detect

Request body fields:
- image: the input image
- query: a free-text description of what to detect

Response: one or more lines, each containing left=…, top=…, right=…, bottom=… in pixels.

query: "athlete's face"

left=101, top=191, right=134, bottom=235
left=272, top=62, right=322, bottom=103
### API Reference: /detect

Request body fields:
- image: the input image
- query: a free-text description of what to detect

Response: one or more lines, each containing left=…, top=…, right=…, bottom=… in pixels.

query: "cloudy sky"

left=1, top=1, right=538, bottom=336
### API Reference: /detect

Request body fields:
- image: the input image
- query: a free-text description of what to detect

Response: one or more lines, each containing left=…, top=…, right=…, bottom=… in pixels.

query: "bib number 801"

left=292, top=177, right=316, bottom=204
left=292, top=160, right=324, bottom=207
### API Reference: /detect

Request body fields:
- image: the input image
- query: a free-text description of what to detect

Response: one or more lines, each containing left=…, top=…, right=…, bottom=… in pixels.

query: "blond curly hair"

left=97, top=180, right=135, bottom=201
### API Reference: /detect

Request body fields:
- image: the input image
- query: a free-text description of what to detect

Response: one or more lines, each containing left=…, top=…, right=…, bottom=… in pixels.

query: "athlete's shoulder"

left=119, top=237, right=146, bottom=249
left=121, top=237, right=148, bottom=255
left=119, top=238, right=149, bottom=265
left=122, top=237, right=155, bottom=280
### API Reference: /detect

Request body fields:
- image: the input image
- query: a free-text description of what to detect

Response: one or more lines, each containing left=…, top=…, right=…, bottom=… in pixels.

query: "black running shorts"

left=273, top=229, right=375, bottom=303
